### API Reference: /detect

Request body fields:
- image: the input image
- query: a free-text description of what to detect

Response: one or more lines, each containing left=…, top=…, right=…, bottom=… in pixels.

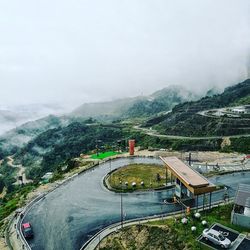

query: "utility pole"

left=109, top=160, right=112, bottom=184
left=120, top=192, right=123, bottom=229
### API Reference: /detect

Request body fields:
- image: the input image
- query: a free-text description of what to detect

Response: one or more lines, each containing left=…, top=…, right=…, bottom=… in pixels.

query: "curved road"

left=133, top=126, right=250, bottom=140
left=23, top=157, right=250, bottom=250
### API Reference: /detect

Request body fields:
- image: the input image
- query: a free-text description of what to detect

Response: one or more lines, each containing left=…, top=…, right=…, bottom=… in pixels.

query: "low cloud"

left=0, top=0, right=249, bottom=108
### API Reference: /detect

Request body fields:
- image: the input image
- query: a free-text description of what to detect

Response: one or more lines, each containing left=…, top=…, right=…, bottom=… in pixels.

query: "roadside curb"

left=80, top=199, right=234, bottom=250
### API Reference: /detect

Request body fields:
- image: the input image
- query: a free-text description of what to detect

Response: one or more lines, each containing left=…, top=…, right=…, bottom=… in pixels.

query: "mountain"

left=71, top=85, right=198, bottom=120
left=144, top=79, right=250, bottom=136
left=123, top=85, right=198, bottom=118
left=205, top=86, right=222, bottom=97
left=71, top=97, right=141, bottom=120
left=0, top=115, right=70, bottom=159
left=14, top=122, right=124, bottom=179
left=0, top=103, right=67, bottom=135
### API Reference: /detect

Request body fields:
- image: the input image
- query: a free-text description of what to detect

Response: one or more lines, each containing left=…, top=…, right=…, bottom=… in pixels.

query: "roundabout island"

left=105, top=163, right=169, bottom=192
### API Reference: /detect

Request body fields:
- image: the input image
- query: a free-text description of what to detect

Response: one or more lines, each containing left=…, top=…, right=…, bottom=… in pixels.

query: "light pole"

left=120, top=174, right=124, bottom=229
left=109, top=160, right=112, bottom=184
left=120, top=191, right=123, bottom=229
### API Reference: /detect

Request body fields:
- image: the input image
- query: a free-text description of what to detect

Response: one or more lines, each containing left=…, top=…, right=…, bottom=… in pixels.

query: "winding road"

left=7, top=156, right=32, bottom=185
left=133, top=126, right=250, bottom=140
left=23, top=157, right=250, bottom=250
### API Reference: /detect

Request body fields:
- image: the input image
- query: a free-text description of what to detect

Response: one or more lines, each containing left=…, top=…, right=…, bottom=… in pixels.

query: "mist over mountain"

left=0, top=1, right=249, bottom=109
left=71, top=85, right=199, bottom=120
left=0, top=103, right=70, bottom=135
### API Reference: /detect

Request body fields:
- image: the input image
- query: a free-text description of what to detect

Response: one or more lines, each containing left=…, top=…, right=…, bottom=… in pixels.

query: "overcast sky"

left=0, top=0, right=249, bottom=108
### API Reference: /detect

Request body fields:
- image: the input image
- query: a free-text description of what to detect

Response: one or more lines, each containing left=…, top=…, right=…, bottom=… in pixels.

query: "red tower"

left=129, top=140, right=135, bottom=155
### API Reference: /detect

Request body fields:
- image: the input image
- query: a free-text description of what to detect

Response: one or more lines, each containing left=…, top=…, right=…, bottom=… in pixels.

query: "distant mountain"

left=71, top=97, right=141, bottom=120
left=144, top=79, right=250, bottom=136
left=71, top=85, right=198, bottom=120
left=0, top=115, right=70, bottom=159
left=0, top=103, right=67, bottom=135
left=123, top=85, right=198, bottom=118
left=205, top=86, right=222, bottom=97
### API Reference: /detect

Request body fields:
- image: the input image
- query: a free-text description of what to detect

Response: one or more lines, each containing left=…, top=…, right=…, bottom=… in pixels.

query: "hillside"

left=71, top=85, right=198, bottom=120
left=0, top=103, right=66, bottom=135
left=14, top=122, right=124, bottom=180
left=0, top=85, right=197, bottom=160
left=144, top=79, right=250, bottom=136
left=0, top=115, right=70, bottom=159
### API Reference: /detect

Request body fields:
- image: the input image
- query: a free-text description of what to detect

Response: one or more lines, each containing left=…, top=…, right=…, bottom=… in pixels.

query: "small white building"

left=231, top=184, right=250, bottom=228
left=41, top=172, right=53, bottom=180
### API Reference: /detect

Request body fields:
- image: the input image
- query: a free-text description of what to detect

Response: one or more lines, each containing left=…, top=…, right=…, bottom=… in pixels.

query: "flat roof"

left=235, top=184, right=250, bottom=207
left=160, top=156, right=209, bottom=188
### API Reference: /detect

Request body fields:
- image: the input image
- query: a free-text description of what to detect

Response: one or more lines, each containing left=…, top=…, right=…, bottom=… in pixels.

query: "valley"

left=0, top=78, right=249, bottom=250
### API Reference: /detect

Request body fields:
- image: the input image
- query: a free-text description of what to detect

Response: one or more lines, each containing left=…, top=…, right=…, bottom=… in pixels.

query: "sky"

left=0, top=0, right=249, bottom=108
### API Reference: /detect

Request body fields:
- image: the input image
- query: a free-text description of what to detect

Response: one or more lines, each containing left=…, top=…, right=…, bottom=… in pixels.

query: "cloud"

left=0, top=0, right=249, bottom=107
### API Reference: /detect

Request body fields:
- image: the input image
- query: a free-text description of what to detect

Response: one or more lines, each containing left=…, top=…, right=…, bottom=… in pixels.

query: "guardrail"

left=13, top=155, right=158, bottom=249
left=16, top=193, right=46, bottom=250
left=80, top=198, right=234, bottom=250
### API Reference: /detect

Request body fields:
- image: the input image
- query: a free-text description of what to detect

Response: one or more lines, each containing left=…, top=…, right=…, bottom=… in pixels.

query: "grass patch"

left=91, top=151, right=120, bottom=160
left=108, top=163, right=167, bottom=192
left=0, top=183, right=38, bottom=222
left=147, top=203, right=250, bottom=249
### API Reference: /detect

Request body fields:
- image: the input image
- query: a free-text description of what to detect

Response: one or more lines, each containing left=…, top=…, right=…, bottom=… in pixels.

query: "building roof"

left=161, top=156, right=209, bottom=187
left=235, top=184, right=250, bottom=207
left=160, top=156, right=216, bottom=195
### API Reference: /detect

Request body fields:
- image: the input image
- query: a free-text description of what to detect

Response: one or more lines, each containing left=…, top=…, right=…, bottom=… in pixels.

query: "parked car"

left=22, top=222, right=34, bottom=239
left=203, top=228, right=231, bottom=248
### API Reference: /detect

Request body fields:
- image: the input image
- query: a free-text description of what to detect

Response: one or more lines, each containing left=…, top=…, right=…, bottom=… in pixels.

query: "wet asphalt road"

left=24, top=157, right=250, bottom=250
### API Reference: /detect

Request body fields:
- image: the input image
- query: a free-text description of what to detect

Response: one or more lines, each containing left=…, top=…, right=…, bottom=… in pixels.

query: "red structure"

left=129, top=140, right=135, bottom=155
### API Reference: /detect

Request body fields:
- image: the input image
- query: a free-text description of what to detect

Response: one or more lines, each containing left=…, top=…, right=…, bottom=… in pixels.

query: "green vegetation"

left=148, top=203, right=249, bottom=233
left=228, top=137, right=250, bottom=154
left=233, top=95, right=250, bottom=105
left=123, top=85, right=197, bottom=118
left=0, top=183, right=37, bottom=221
left=99, top=204, right=250, bottom=250
left=144, top=79, right=250, bottom=136
left=0, top=159, right=17, bottom=193
left=91, top=151, right=120, bottom=160
left=107, top=164, right=167, bottom=192
left=0, top=115, right=69, bottom=159
left=14, top=122, right=124, bottom=180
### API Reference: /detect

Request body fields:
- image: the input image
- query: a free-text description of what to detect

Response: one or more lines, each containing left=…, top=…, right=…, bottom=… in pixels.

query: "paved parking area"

left=236, top=238, right=250, bottom=250
left=197, top=223, right=249, bottom=250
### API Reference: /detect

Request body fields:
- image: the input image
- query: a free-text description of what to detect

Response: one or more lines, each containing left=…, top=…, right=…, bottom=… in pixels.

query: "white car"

left=202, top=228, right=231, bottom=248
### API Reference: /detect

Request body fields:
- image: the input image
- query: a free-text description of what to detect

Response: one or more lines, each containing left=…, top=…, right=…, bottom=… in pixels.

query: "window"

left=218, top=234, right=225, bottom=241
left=176, top=178, right=181, bottom=185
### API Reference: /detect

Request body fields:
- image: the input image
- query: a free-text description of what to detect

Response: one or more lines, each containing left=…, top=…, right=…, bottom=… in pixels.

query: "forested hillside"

left=14, top=122, right=124, bottom=180
left=144, top=79, right=250, bottom=136
left=0, top=115, right=70, bottom=159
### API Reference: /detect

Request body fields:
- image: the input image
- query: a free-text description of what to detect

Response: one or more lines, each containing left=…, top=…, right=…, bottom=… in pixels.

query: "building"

left=231, top=184, right=250, bottom=229
left=160, top=156, right=216, bottom=208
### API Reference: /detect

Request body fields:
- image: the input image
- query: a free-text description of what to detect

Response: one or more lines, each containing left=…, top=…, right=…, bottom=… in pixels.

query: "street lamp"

left=120, top=174, right=125, bottom=229
left=120, top=191, right=123, bottom=229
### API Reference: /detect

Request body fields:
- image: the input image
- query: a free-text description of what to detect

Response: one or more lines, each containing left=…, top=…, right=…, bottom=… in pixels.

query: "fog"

left=0, top=0, right=249, bottom=108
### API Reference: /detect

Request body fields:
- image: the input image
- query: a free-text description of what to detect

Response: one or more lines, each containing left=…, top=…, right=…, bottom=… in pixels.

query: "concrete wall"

left=231, top=212, right=250, bottom=229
